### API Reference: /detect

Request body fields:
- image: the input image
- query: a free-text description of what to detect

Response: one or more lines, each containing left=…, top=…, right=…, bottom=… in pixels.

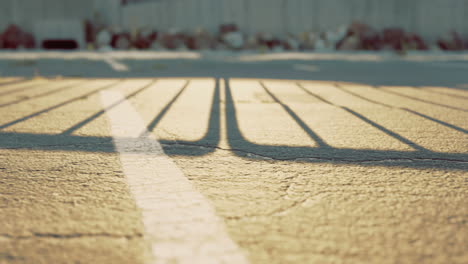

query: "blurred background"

left=0, top=0, right=467, bottom=52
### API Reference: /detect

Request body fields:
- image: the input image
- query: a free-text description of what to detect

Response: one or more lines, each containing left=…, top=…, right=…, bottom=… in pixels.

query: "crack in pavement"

left=2, top=140, right=467, bottom=165
left=160, top=142, right=468, bottom=164
left=225, top=192, right=333, bottom=221
left=224, top=202, right=306, bottom=221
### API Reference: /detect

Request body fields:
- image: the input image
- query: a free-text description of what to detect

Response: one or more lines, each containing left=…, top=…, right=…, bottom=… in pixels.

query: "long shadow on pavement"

left=61, top=79, right=157, bottom=135
left=0, top=80, right=89, bottom=108
left=0, top=77, right=466, bottom=170
left=0, top=80, right=121, bottom=130
left=155, top=78, right=221, bottom=156
left=223, top=78, right=468, bottom=170
left=376, top=86, right=468, bottom=112
left=0, top=80, right=47, bottom=97
left=415, top=86, right=468, bottom=100
left=0, top=78, right=30, bottom=88
left=294, top=83, right=429, bottom=152
left=334, top=84, right=468, bottom=134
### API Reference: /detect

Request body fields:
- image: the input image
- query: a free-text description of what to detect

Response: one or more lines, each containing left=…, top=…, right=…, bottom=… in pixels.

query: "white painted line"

left=293, top=64, right=320, bottom=72
left=101, top=91, right=249, bottom=264
left=103, top=57, right=129, bottom=72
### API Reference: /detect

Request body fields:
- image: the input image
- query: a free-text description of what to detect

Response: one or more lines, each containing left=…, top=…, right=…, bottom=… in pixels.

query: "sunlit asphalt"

left=0, top=52, right=467, bottom=264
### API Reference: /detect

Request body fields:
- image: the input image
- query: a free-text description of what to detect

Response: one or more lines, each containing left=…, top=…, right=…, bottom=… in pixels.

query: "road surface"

left=0, top=52, right=467, bottom=264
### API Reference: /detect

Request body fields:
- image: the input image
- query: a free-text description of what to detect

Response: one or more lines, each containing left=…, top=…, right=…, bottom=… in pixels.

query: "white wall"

left=1, top=0, right=467, bottom=43
left=0, top=0, right=122, bottom=48
left=120, top=0, right=468, bottom=40
left=0, top=0, right=96, bottom=33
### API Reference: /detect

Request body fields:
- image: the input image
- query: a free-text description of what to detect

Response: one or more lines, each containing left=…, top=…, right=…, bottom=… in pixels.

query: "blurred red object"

left=186, top=28, right=215, bottom=50
left=404, top=33, right=428, bottom=50
left=0, top=24, right=35, bottom=49
left=360, top=31, right=383, bottom=50
left=348, top=21, right=371, bottom=37
left=337, top=21, right=373, bottom=50
left=159, top=30, right=188, bottom=50
left=437, top=31, right=464, bottom=50
left=111, top=33, right=132, bottom=50
left=219, top=24, right=238, bottom=35
left=134, top=29, right=158, bottom=49
left=382, top=28, right=406, bottom=50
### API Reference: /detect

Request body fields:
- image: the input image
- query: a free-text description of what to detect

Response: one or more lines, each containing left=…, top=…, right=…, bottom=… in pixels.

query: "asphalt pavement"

left=0, top=52, right=467, bottom=264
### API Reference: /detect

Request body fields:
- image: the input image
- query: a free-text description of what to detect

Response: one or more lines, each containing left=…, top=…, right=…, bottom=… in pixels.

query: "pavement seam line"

left=100, top=91, right=250, bottom=264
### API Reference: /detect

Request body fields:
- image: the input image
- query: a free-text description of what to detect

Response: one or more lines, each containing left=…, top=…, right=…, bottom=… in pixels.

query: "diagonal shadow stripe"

left=61, top=80, right=158, bottom=135
left=223, top=78, right=468, bottom=168
left=0, top=80, right=89, bottom=108
left=143, top=80, right=190, bottom=135
left=297, top=83, right=429, bottom=152
left=402, top=108, right=468, bottom=134
left=0, top=78, right=30, bottom=89
left=0, top=80, right=46, bottom=97
left=259, top=81, right=330, bottom=148
left=334, top=84, right=393, bottom=108
left=335, top=84, right=468, bottom=134
left=413, top=86, right=468, bottom=100
left=0, top=78, right=219, bottom=157
left=0, top=80, right=121, bottom=130
left=341, top=106, right=428, bottom=152
left=377, top=86, right=468, bottom=112
left=0, top=77, right=466, bottom=170
left=0, top=76, right=467, bottom=172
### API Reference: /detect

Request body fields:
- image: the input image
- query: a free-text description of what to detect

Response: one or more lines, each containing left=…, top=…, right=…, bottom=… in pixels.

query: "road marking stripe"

left=293, top=64, right=320, bottom=72
left=100, top=91, right=249, bottom=264
left=104, top=57, right=129, bottom=71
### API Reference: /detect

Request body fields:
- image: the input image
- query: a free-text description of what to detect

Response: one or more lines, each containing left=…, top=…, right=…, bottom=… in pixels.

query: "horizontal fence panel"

left=119, top=0, right=468, bottom=39
left=0, top=0, right=467, bottom=42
